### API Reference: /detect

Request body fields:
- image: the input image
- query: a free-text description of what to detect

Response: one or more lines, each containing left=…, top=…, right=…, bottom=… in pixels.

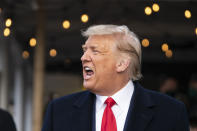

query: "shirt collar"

left=96, top=80, right=134, bottom=112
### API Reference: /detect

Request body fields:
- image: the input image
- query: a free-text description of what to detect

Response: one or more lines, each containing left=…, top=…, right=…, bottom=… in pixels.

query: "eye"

left=93, top=50, right=99, bottom=54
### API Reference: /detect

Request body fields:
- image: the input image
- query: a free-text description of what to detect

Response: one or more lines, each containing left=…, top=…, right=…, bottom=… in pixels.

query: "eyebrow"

left=82, top=44, right=98, bottom=50
left=82, top=45, right=86, bottom=49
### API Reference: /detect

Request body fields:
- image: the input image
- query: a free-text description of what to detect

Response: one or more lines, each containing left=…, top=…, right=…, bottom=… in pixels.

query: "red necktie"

left=101, top=97, right=117, bottom=131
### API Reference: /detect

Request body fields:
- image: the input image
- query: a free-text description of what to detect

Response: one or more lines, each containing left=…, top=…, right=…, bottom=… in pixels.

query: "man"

left=0, top=108, right=17, bottom=131
left=42, top=25, right=189, bottom=131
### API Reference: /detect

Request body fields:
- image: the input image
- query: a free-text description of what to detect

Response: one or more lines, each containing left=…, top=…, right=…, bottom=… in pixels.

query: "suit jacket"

left=42, top=82, right=189, bottom=131
left=0, top=109, right=17, bottom=131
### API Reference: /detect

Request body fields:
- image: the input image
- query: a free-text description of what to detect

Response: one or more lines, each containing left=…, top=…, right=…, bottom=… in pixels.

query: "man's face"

left=81, top=35, right=119, bottom=95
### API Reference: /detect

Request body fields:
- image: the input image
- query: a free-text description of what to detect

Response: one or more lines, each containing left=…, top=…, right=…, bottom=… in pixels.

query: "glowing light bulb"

left=62, top=20, right=70, bottom=29
left=161, top=43, right=169, bottom=52
left=49, top=49, right=57, bottom=57
left=165, top=49, right=173, bottom=58
left=4, top=28, right=10, bottom=37
left=29, top=38, right=37, bottom=47
left=145, top=6, right=152, bottom=15
left=185, top=10, right=191, bottom=19
left=22, top=51, right=30, bottom=59
left=5, top=18, right=12, bottom=27
left=142, top=38, right=150, bottom=47
left=81, top=14, right=89, bottom=23
left=152, top=3, right=160, bottom=12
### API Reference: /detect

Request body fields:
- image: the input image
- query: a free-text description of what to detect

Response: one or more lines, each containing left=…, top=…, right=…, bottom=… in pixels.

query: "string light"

left=195, top=27, right=197, bottom=35
left=49, top=49, right=57, bottom=57
left=81, top=14, right=89, bottom=23
left=62, top=20, right=70, bottom=29
left=29, top=38, right=37, bottom=47
left=145, top=6, right=152, bottom=15
left=5, top=18, right=12, bottom=27
left=22, top=51, right=30, bottom=59
left=184, top=10, right=191, bottom=19
left=4, top=28, right=10, bottom=37
left=161, top=43, right=169, bottom=52
left=141, top=38, right=150, bottom=47
left=165, top=49, right=173, bottom=58
left=152, top=3, right=160, bottom=12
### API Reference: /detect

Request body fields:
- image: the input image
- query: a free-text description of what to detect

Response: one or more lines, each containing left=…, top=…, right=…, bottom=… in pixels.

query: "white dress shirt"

left=95, top=80, right=134, bottom=131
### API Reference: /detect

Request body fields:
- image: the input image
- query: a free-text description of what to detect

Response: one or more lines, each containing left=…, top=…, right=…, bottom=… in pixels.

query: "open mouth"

left=83, top=66, right=94, bottom=80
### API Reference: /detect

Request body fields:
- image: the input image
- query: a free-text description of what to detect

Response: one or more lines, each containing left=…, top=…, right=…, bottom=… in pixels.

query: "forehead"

left=83, top=35, right=116, bottom=48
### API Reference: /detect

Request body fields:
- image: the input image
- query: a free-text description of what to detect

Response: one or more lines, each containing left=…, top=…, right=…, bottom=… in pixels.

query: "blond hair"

left=82, top=24, right=142, bottom=81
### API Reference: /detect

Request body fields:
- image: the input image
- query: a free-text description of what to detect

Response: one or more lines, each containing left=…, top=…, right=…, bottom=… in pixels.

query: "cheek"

left=93, top=53, right=117, bottom=72
left=98, top=60, right=116, bottom=74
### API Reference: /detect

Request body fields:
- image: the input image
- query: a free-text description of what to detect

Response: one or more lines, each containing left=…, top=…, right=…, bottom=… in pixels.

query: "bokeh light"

left=49, top=49, right=57, bottom=57
left=29, top=38, right=37, bottom=47
left=81, top=14, right=89, bottom=23
left=152, top=3, right=160, bottom=12
left=145, top=6, right=152, bottom=15
left=22, top=51, right=30, bottom=59
left=165, top=49, right=173, bottom=58
left=5, top=18, right=12, bottom=27
left=161, top=43, right=169, bottom=52
left=142, top=38, right=150, bottom=47
left=4, top=28, right=10, bottom=37
left=62, top=20, right=70, bottom=29
left=185, top=10, right=191, bottom=19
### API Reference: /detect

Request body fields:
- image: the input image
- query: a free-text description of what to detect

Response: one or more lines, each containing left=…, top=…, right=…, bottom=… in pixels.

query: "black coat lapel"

left=124, top=82, right=155, bottom=131
left=70, top=91, right=96, bottom=131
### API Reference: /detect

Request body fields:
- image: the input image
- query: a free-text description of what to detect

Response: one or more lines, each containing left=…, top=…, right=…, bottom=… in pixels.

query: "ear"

left=116, top=58, right=130, bottom=73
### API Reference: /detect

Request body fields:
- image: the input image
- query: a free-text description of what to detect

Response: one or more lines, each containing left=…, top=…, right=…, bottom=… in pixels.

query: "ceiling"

left=1, top=0, right=197, bottom=72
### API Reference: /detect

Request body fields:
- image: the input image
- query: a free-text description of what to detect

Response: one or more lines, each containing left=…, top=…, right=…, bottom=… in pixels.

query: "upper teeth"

left=85, top=67, right=91, bottom=71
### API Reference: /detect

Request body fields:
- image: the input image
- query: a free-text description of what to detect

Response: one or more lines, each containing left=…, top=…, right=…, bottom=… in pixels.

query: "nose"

left=81, top=50, right=91, bottom=62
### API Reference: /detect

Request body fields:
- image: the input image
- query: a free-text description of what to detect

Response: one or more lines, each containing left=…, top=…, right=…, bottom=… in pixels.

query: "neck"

left=97, top=76, right=130, bottom=96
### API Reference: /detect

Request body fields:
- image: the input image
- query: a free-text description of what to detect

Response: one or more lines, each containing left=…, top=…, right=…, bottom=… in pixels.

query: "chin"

left=83, top=81, right=94, bottom=90
left=83, top=83, right=100, bottom=95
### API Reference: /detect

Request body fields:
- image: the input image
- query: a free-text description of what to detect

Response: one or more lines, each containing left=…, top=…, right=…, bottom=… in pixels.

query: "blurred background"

left=0, top=0, right=197, bottom=131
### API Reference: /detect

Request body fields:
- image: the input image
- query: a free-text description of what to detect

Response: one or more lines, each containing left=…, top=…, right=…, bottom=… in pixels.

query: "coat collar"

left=123, top=82, right=156, bottom=131
left=71, top=91, right=96, bottom=131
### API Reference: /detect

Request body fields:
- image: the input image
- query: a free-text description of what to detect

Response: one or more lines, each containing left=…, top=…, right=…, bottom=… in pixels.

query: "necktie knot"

left=105, top=97, right=116, bottom=108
